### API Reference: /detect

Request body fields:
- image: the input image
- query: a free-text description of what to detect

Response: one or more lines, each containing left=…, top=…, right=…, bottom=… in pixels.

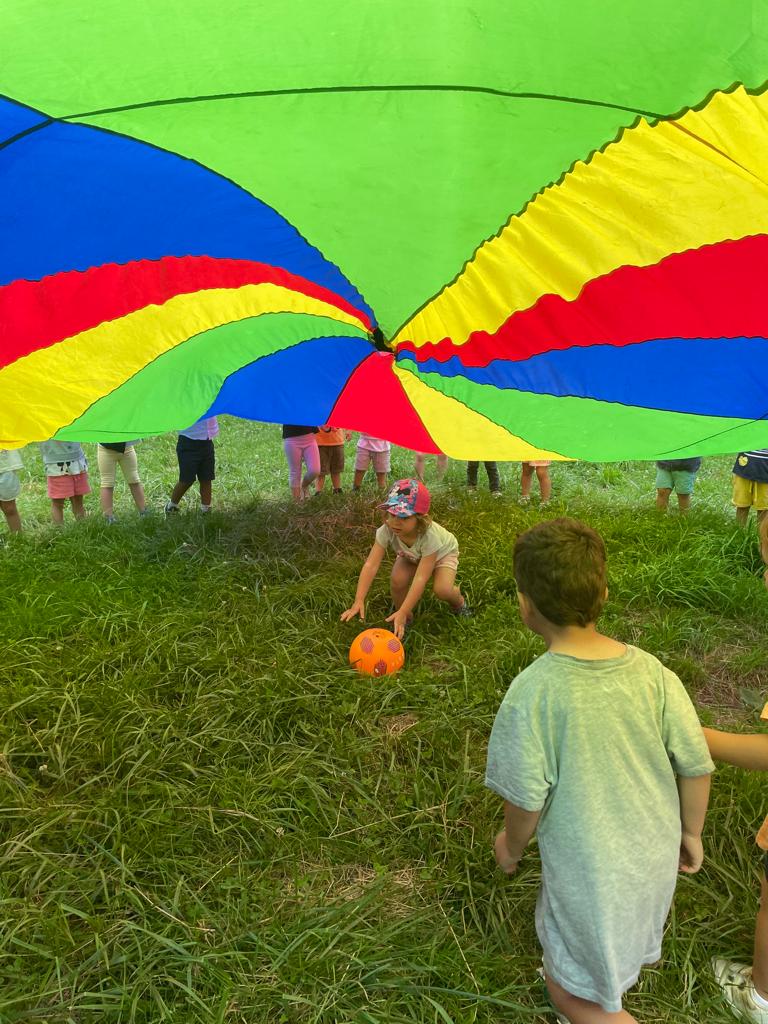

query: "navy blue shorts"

left=176, top=436, right=215, bottom=483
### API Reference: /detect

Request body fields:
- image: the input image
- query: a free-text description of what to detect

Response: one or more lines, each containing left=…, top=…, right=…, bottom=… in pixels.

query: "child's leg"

left=331, top=444, right=344, bottom=491
left=128, top=481, right=146, bottom=512
left=390, top=557, right=418, bottom=614
left=752, top=871, right=768, bottom=999
left=353, top=447, right=369, bottom=491
left=545, top=973, right=637, bottom=1024
left=375, top=450, right=390, bottom=490
left=199, top=479, right=213, bottom=506
left=0, top=500, right=21, bottom=533
left=51, top=498, right=66, bottom=524
left=536, top=466, right=552, bottom=502
left=676, top=492, right=691, bottom=513
left=432, top=565, right=465, bottom=611
left=316, top=473, right=327, bottom=492
left=301, top=439, right=320, bottom=496
left=436, top=454, right=448, bottom=481
left=466, top=461, right=479, bottom=488
left=733, top=475, right=753, bottom=527
left=656, top=488, right=671, bottom=510
left=120, top=449, right=146, bottom=512
left=98, top=446, right=117, bottom=517
left=100, top=486, right=115, bottom=517
left=485, top=461, right=501, bottom=493
left=520, top=462, right=534, bottom=498
left=170, top=480, right=193, bottom=505
left=283, top=436, right=305, bottom=500
left=414, top=452, right=426, bottom=481
left=71, top=495, right=86, bottom=519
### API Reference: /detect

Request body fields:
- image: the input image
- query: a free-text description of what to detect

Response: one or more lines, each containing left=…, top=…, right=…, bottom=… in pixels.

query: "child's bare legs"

left=656, top=487, right=671, bottom=510
left=331, top=471, right=342, bottom=490
left=1, top=499, right=21, bottom=533
left=353, top=469, right=365, bottom=490
left=316, top=474, right=327, bottom=493
left=752, top=873, right=768, bottom=999
left=129, top=481, right=146, bottom=512
left=546, top=973, right=637, bottom=1024
left=71, top=495, right=86, bottom=519
left=170, top=480, right=193, bottom=506
left=100, top=486, right=115, bottom=518
left=375, top=472, right=388, bottom=490
left=436, top=454, right=448, bottom=481
left=677, top=491, right=691, bottom=514
left=200, top=480, right=212, bottom=507
left=390, top=558, right=417, bottom=621
left=521, top=463, right=534, bottom=499
left=736, top=505, right=751, bottom=527
left=50, top=498, right=66, bottom=524
left=537, top=466, right=552, bottom=502
left=432, top=565, right=465, bottom=611
left=414, top=452, right=425, bottom=481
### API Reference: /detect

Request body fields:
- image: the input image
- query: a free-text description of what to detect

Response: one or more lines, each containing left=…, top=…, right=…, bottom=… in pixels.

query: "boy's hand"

left=679, top=832, right=704, bottom=873
left=494, top=830, right=520, bottom=875
left=385, top=609, right=409, bottom=639
left=340, top=600, right=365, bottom=622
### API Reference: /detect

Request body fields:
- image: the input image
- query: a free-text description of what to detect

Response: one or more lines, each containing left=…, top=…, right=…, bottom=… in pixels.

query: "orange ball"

left=349, top=628, right=405, bottom=677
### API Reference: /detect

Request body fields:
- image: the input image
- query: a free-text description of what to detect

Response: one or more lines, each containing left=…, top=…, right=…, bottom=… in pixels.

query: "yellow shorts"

left=98, top=445, right=141, bottom=487
left=732, top=475, right=768, bottom=510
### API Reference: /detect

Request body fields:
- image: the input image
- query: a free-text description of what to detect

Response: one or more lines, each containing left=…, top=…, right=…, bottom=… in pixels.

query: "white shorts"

left=0, top=470, right=20, bottom=502
left=355, top=448, right=391, bottom=474
left=98, top=445, right=141, bottom=487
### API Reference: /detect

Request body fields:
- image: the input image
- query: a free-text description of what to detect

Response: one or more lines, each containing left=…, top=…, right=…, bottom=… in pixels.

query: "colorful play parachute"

left=1, top=2, right=767, bottom=460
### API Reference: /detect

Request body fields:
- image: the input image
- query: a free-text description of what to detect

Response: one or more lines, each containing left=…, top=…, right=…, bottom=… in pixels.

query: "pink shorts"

left=355, top=448, right=391, bottom=474
left=47, top=471, right=90, bottom=499
left=396, top=551, right=459, bottom=573
left=522, top=460, right=551, bottom=468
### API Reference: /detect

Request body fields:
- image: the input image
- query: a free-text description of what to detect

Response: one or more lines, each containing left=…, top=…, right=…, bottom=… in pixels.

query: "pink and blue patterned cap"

left=378, top=478, right=431, bottom=517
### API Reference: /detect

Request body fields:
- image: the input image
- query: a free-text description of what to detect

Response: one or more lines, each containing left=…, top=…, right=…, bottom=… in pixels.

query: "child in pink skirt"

left=520, top=460, right=551, bottom=504
left=39, top=440, right=90, bottom=524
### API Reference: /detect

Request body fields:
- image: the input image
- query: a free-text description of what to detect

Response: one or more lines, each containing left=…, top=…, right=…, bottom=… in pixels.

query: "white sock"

left=166, top=501, right=178, bottom=509
left=200, top=504, right=211, bottom=511
left=753, top=985, right=768, bottom=1008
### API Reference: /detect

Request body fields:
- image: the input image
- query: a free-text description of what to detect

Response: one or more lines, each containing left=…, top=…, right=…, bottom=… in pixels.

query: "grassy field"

left=1, top=419, right=767, bottom=1023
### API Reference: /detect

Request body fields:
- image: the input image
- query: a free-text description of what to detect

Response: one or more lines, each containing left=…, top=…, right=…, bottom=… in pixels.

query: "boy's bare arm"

left=678, top=773, right=710, bottom=836
left=703, top=727, right=768, bottom=771
left=495, top=801, right=541, bottom=871
left=677, top=773, right=710, bottom=874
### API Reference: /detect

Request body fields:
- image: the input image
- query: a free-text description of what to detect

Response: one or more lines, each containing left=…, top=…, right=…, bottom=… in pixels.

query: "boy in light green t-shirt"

left=486, top=518, right=713, bottom=1023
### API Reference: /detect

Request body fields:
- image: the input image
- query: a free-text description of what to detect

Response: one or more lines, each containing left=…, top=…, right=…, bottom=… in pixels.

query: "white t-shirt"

left=0, top=448, right=24, bottom=473
left=375, top=521, right=458, bottom=563
left=357, top=433, right=390, bottom=453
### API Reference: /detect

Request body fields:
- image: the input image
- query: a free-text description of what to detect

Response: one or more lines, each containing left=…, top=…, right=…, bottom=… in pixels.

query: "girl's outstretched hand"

left=385, top=609, right=409, bottom=639
left=341, top=599, right=365, bottom=622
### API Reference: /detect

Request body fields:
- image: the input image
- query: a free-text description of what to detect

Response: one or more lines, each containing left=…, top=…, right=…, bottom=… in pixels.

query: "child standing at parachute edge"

left=341, top=478, right=472, bottom=639
left=487, top=518, right=712, bottom=1024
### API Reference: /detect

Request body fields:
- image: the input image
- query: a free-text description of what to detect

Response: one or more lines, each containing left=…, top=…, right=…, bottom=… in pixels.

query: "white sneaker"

left=712, top=958, right=768, bottom=1022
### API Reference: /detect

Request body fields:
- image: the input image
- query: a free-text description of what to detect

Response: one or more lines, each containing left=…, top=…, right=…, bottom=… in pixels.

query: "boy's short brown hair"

left=513, top=517, right=607, bottom=626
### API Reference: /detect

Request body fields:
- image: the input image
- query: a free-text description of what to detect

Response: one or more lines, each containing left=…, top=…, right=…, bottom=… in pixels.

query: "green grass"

left=1, top=420, right=767, bottom=1023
